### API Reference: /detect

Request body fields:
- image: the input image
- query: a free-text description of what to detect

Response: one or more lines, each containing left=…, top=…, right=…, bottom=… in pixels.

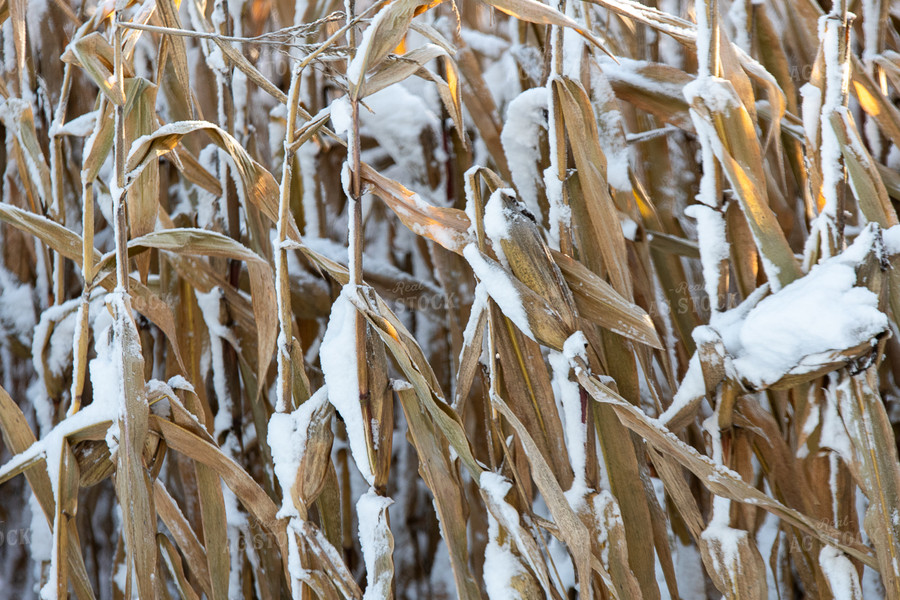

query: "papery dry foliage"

left=1, top=0, right=900, bottom=597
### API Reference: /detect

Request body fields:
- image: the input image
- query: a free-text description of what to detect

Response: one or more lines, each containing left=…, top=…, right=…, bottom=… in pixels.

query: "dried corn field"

left=2, top=0, right=900, bottom=597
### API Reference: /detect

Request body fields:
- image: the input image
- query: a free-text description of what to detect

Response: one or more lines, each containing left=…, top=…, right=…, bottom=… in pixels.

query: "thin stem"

left=49, top=66, right=74, bottom=305
left=706, top=0, right=721, bottom=78
left=274, top=64, right=305, bottom=414
left=68, top=179, right=94, bottom=417
left=548, top=0, right=573, bottom=255
left=113, top=12, right=129, bottom=293
left=345, top=0, right=375, bottom=477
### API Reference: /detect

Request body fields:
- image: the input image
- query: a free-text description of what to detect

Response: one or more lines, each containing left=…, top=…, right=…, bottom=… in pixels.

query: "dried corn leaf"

left=158, top=533, right=202, bottom=600
left=554, top=76, right=631, bottom=296
left=108, top=294, right=158, bottom=600
left=122, top=77, right=159, bottom=282
left=482, top=0, right=614, bottom=60
left=149, top=416, right=287, bottom=554
left=835, top=371, right=900, bottom=599
left=126, top=228, right=277, bottom=397
left=125, top=121, right=285, bottom=235
left=464, top=245, right=571, bottom=350
left=153, top=480, right=214, bottom=598
left=70, top=32, right=127, bottom=106
left=361, top=164, right=472, bottom=252
left=828, top=111, right=898, bottom=228
left=0, top=385, right=95, bottom=599
left=347, top=0, right=422, bottom=97
left=0, top=98, right=52, bottom=207
left=575, top=364, right=876, bottom=567
left=685, top=77, right=802, bottom=289
left=551, top=250, right=662, bottom=348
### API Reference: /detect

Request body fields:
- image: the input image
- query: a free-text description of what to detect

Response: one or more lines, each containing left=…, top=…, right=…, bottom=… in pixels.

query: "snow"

left=462, top=244, right=535, bottom=340
left=167, top=375, right=194, bottom=392
left=684, top=203, right=729, bottom=311
left=800, top=83, right=823, bottom=145
left=330, top=96, right=352, bottom=136
left=543, top=166, right=569, bottom=249
left=684, top=75, right=740, bottom=115
left=357, top=488, right=394, bottom=600
left=483, top=188, right=516, bottom=264
left=501, top=88, right=549, bottom=218
left=460, top=29, right=510, bottom=59
left=682, top=76, right=752, bottom=304
left=818, top=14, right=851, bottom=217
left=621, top=217, right=638, bottom=241
left=590, top=67, right=632, bottom=192
left=461, top=283, right=489, bottom=350
left=346, top=7, right=392, bottom=87
left=550, top=342, right=587, bottom=501
left=51, top=110, right=98, bottom=138
left=357, top=86, right=444, bottom=185
left=28, top=491, right=51, bottom=563
left=195, top=288, right=239, bottom=439
left=730, top=242, right=886, bottom=388
left=694, top=0, right=712, bottom=77
left=0, top=267, right=35, bottom=346
left=268, top=386, right=330, bottom=517
left=882, top=224, right=900, bottom=255
left=506, top=44, right=544, bottom=87
left=798, top=393, right=821, bottom=459
left=463, top=167, right=481, bottom=234
left=480, top=472, right=528, bottom=599
left=0, top=99, right=50, bottom=206
left=320, top=288, right=375, bottom=486
left=726, top=0, right=751, bottom=52
left=700, top=416, right=746, bottom=583
left=600, top=56, right=686, bottom=101
left=286, top=522, right=310, bottom=589
left=593, top=490, right=626, bottom=570
left=297, top=139, right=321, bottom=237
left=701, top=517, right=746, bottom=585
left=663, top=229, right=886, bottom=405
left=0, top=293, right=130, bottom=502
left=822, top=375, right=855, bottom=460
left=562, top=331, right=587, bottom=362
left=483, top=509, right=528, bottom=599
left=819, top=546, right=863, bottom=598
left=659, top=352, right=705, bottom=425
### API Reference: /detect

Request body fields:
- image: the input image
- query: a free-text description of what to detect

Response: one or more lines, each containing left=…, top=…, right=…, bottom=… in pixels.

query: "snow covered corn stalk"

left=5, top=0, right=900, bottom=597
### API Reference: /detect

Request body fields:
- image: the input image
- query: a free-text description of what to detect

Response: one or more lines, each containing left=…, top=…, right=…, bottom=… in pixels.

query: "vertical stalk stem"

left=274, top=65, right=304, bottom=414
left=346, top=1, right=374, bottom=475
left=49, top=66, right=73, bottom=305
left=113, top=12, right=129, bottom=293
left=548, top=0, right=573, bottom=255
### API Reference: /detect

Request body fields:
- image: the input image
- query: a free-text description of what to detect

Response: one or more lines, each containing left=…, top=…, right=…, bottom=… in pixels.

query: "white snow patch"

left=357, top=488, right=394, bottom=600
left=480, top=471, right=529, bottom=599
left=320, top=288, right=375, bottom=485
left=550, top=341, right=587, bottom=501
left=819, top=546, right=863, bottom=598
left=502, top=88, right=549, bottom=217
left=685, top=203, right=729, bottom=310
left=268, top=387, right=330, bottom=517
left=729, top=242, right=886, bottom=388
left=669, top=231, right=888, bottom=391
left=463, top=244, right=534, bottom=340
left=330, top=96, right=352, bottom=136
